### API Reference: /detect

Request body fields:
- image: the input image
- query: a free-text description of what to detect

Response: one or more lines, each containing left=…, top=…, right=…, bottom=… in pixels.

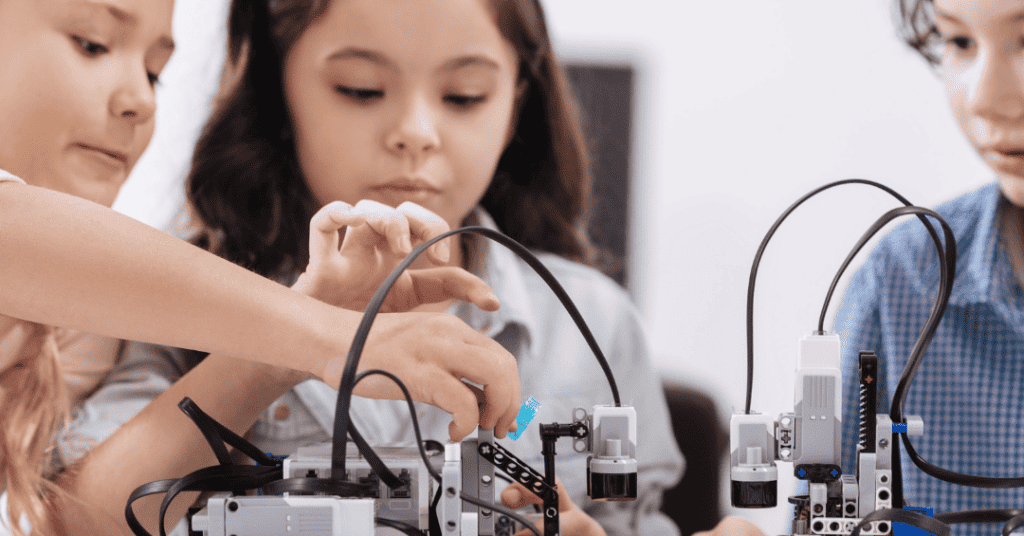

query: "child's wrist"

left=301, top=302, right=360, bottom=385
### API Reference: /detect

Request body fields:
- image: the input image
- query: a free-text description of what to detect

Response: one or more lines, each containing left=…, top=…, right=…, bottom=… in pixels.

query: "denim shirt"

left=56, top=208, right=684, bottom=536
left=835, top=183, right=1024, bottom=536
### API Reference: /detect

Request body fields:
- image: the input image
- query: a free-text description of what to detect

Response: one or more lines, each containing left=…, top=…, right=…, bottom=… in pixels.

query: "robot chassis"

left=730, top=333, right=925, bottom=536
left=189, top=405, right=637, bottom=536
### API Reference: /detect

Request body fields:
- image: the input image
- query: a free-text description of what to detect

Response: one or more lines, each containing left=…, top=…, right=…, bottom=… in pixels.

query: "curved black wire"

left=936, top=509, right=1024, bottom=525
left=1004, top=512, right=1024, bottom=535
left=333, top=226, right=621, bottom=479
left=815, top=206, right=956, bottom=427
left=860, top=211, right=1024, bottom=489
left=745, top=179, right=943, bottom=414
left=820, top=205, right=955, bottom=506
left=819, top=206, right=950, bottom=333
left=126, top=465, right=284, bottom=536
left=354, top=369, right=442, bottom=483
left=375, top=516, right=425, bottom=535
left=820, top=203, right=1024, bottom=490
left=932, top=508, right=1024, bottom=535
left=127, top=368, right=439, bottom=536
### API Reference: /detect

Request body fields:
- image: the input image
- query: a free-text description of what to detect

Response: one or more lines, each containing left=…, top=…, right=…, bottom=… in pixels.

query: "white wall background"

left=114, top=0, right=994, bottom=532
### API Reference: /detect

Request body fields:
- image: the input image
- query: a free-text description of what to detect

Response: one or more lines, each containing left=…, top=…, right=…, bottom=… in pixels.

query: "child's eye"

left=334, top=85, right=384, bottom=102
left=71, top=35, right=109, bottom=57
left=147, top=72, right=161, bottom=87
left=444, top=94, right=487, bottom=108
left=945, top=35, right=974, bottom=52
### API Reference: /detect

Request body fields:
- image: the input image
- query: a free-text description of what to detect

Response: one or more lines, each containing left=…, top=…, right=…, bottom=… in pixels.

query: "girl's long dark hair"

left=186, top=0, right=593, bottom=278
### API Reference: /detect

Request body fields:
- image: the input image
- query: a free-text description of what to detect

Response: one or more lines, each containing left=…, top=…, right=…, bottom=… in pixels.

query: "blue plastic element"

left=894, top=506, right=935, bottom=535
left=508, top=397, right=541, bottom=440
left=893, top=422, right=908, bottom=433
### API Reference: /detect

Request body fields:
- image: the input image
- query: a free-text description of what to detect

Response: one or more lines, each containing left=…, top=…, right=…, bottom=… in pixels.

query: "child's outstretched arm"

left=0, top=181, right=342, bottom=377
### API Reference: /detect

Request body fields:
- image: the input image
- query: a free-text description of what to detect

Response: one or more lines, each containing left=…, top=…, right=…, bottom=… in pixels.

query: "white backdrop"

left=113, top=0, right=994, bottom=531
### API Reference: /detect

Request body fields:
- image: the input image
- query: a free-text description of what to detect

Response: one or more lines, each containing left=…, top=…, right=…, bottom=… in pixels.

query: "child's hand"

left=293, top=199, right=500, bottom=313
left=500, top=476, right=607, bottom=536
left=693, top=516, right=766, bottom=536
left=319, top=310, right=521, bottom=441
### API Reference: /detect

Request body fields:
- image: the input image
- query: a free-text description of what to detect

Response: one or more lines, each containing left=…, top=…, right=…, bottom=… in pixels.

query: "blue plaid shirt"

left=835, top=183, right=1024, bottom=536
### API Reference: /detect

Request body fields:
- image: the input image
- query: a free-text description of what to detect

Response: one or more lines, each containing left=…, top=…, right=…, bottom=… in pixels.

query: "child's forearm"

left=54, top=353, right=302, bottom=535
left=0, top=183, right=353, bottom=377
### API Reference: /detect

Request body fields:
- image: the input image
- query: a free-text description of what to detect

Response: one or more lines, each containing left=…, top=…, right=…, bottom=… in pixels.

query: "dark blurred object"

left=565, top=63, right=634, bottom=288
left=662, top=379, right=728, bottom=535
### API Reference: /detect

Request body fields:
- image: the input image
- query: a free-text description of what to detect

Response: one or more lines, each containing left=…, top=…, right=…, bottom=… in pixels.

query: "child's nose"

left=109, top=65, right=156, bottom=125
left=965, top=51, right=1024, bottom=122
left=386, top=96, right=441, bottom=155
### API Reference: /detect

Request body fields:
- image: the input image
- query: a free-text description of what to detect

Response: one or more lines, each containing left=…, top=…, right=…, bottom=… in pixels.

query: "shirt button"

left=274, top=404, right=291, bottom=421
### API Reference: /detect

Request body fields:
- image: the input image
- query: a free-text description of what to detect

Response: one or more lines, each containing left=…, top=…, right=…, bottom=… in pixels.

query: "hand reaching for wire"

left=501, top=476, right=607, bottom=536
left=292, top=199, right=500, bottom=313
left=293, top=199, right=518, bottom=441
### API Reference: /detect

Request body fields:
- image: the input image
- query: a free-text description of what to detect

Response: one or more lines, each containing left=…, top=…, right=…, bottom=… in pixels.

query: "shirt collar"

left=455, top=207, right=537, bottom=351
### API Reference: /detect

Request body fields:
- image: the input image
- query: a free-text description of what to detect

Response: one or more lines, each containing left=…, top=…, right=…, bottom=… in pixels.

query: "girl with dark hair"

left=830, top=1, right=1024, bottom=534
left=67, top=0, right=684, bottom=534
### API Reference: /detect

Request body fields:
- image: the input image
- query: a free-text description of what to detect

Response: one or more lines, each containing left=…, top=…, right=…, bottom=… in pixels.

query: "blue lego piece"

left=508, top=397, right=541, bottom=440
left=894, top=506, right=935, bottom=535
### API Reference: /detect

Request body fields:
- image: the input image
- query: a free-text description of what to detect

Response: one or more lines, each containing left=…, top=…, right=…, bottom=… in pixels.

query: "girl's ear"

left=503, top=78, right=531, bottom=147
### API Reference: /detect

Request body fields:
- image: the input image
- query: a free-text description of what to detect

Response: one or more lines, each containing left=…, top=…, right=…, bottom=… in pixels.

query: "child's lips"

left=984, top=146, right=1024, bottom=175
left=371, top=178, right=442, bottom=204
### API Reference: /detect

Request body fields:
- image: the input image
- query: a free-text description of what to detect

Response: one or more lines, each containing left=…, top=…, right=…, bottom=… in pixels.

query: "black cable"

left=353, top=369, right=442, bottom=483
left=348, top=421, right=402, bottom=489
left=460, top=491, right=541, bottom=536
left=177, top=397, right=280, bottom=466
left=126, top=465, right=283, bottom=536
left=1003, top=512, right=1024, bottom=535
left=819, top=206, right=951, bottom=334
left=745, top=179, right=942, bottom=414
left=822, top=202, right=1024, bottom=490
left=430, top=480, right=442, bottom=535
left=376, top=516, right=425, bottom=535
left=422, top=439, right=445, bottom=455
left=855, top=210, right=1024, bottom=489
left=935, top=508, right=1024, bottom=525
left=129, top=370, right=438, bottom=536
left=333, top=226, right=621, bottom=480
left=259, top=477, right=374, bottom=497
left=820, top=205, right=955, bottom=506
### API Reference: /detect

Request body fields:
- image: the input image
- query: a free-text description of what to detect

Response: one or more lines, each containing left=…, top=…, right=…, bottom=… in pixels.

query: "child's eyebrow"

left=76, top=1, right=175, bottom=51
left=326, top=47, right=389, bottom=66
left=440, top=56, right=501, bottom=73
left=935, top=8, right=1024, bottom=25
